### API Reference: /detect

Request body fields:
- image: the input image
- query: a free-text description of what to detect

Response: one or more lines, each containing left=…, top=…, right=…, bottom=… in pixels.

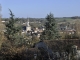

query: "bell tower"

left=26, top=17, right=31, bottom=33
left=27, top=18, right=30, bottom=26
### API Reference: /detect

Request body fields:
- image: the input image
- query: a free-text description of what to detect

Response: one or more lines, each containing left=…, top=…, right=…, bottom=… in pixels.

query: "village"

left=0, top=0, right=80, bottom=60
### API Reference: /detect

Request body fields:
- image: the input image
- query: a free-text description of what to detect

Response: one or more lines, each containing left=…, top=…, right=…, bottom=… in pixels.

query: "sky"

left=0, top=0, right=80, bottom=18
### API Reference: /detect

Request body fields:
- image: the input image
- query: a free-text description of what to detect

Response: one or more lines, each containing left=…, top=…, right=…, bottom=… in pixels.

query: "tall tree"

left=4, top=9, right=29, bottom=47
left=0, top=4, right=5, bottom=31
left=0, top=4, right=6, bottom=48
left=5, top=9, right=21, bottom=41
left=40, top=13, right=60, bottom=40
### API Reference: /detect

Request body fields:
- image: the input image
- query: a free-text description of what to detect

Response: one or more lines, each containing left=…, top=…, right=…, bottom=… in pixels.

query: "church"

left=22, top=18, right=31, bottom=34
left=22, top=18, right=45, bottom=38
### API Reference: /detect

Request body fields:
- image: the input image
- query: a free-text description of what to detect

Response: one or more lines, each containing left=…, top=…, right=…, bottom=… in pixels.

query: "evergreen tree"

left=5, top=9, right=21, bottom=41
left=40, top=13, right=60, bottom=40
left=4, top=9, right=29, bottom=47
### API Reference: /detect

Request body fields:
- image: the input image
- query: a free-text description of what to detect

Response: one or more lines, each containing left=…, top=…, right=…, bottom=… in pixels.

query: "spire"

left=27, top=17, right=30, bottom=26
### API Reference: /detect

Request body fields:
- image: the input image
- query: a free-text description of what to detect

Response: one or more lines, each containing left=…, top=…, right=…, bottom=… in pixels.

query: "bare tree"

left=0, top=4, right=2, bottom=21
left=0, top=4, right=5, bottom=31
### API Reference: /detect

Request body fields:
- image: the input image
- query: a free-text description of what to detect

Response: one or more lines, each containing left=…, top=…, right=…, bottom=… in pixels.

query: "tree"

left=0, top=9, right=32, bottom=60
left=40, top=13, right=60, bottom=40
left=0, top=4, right=6, bottom=48
left=0, top=4, right=5, bottom=31
left=5, top=9, right=21, bottom=41
left=4, top=9, right=28, bottom=47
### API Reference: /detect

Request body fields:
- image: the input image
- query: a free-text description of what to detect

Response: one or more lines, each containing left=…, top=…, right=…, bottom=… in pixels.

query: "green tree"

left=0, top=9, right=31, bottom=60
left=5, top=9, right=21, bottom=41
left=4, top=9, right=28, bottom=47
left=40, top=13, right=60, bottom=40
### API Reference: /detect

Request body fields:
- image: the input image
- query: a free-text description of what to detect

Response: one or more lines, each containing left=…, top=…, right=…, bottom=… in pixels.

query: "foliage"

left=0, top=44, right=27, bottom=60
left=0, top=32, right=6, bottom=49
left=62, top=33, right=79, bottom=39
left=0, top=9, right=29, bottom=60
left=5, top=9, right=21, bottom=42
left=4, top=9, right=28, bottom=47
left=64, top=44, right=73, bottom=53
left=0, top=5, right=6, bottom=49
left=31, top=35, right=39, bottom=47
left=40, top=13, right=60, bottom=40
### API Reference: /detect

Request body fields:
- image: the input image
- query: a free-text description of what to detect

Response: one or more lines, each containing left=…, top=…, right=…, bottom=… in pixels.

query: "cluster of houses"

left=58, top=22, right=76, bottom=35
left=21, top=18, right=45, bottom=38
left=1, top=18, right=77, bottom=38
left=21, top=18, right=76, bottom=38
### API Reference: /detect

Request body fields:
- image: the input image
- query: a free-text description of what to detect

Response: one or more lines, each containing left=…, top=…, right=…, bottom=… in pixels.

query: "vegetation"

left=0, top=9, right=29, bottom=60
left=40, top=13, right=60, bottom=40
left=0, top=4, right=6, bottom=49
left=0, top=7, right=79, bottom=60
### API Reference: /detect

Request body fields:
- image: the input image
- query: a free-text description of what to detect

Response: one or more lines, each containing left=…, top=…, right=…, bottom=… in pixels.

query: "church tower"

left=26, top=18, right=31, bottom=33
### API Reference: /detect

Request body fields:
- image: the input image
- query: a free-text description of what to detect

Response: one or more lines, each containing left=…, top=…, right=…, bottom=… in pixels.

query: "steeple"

left=26, top=17, right=31, bottom=32
left=27, top=17, right=30, bottom=26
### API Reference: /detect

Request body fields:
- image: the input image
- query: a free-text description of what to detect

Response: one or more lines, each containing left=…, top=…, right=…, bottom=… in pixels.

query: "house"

left=21, top=18, right=45, bottom=38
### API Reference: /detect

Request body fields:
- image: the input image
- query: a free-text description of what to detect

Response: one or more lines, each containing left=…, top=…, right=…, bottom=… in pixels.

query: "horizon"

left=0, top=0, right=80, bottom=18
left=2, top=15, right=80, bottom=19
